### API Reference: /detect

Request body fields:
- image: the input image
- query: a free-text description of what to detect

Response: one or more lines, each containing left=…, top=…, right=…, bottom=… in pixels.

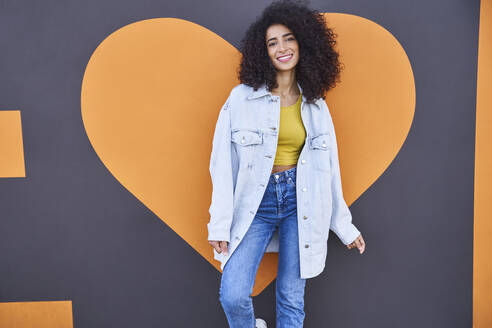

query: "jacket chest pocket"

left=309, top=133, right=332, bottom=173
left=231, top=129, right=264, bottom=165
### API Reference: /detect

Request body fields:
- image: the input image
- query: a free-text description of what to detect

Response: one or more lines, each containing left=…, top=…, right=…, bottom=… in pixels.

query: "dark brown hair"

left=238, top=0, right=343, bottom=103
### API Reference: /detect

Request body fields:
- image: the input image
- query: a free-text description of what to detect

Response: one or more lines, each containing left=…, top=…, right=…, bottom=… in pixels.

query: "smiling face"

left=265, top=24, right=300, bottom=72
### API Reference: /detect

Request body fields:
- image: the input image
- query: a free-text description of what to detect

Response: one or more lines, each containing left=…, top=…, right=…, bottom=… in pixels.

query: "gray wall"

left=0, top=0, right=479, bottom=326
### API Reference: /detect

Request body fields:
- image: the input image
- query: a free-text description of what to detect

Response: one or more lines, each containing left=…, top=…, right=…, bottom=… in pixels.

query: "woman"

left=207, top=0, right=366, bottom=327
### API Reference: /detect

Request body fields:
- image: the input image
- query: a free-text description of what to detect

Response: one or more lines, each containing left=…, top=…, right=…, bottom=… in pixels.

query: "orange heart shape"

left=81, top=15, right=414, bottom=295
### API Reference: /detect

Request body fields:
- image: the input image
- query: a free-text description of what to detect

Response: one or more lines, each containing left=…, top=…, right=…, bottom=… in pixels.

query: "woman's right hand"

left=209, top=240, right=229, bottom=256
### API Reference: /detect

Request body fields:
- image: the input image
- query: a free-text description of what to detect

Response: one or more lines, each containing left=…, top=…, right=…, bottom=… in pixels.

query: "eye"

left=267, top=42, right=277, bottom=47
left=287, top=37, right=296, bottom=41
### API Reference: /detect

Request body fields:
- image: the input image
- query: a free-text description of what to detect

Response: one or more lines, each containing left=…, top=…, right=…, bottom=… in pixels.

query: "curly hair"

left=238, top=0, right=343, bottom=104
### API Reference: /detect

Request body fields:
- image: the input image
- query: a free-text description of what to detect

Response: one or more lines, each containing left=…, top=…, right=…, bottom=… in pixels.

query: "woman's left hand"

left=347, top=233, right=365, bottom=254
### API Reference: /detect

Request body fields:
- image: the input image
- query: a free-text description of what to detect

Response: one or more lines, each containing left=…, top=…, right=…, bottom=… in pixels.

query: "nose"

left=278, top=40, right=287, bottom=52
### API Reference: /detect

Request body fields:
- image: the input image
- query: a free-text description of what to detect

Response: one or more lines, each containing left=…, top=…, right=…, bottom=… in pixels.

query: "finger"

left=359, top=236, right=366, bottom=253
left=355, top=239, right=363, bottom=253
left=348, top=238, right=357, bottom=249
left=355, top=238, right=361, bottom=249
left=352, top=234, right=361, bottom=248
left=220, top=241, right=229, bottom=256
left=212, top=242, right=222, bottom=254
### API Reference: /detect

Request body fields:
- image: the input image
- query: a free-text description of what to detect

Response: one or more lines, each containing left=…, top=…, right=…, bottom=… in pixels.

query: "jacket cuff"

left=334, top=222, right=361, bottom=245
left=207, top=224, right=230, bottom=242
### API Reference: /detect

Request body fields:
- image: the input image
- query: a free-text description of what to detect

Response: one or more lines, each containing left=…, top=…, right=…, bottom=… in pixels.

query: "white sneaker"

left=255, top=318, right=267, bottom=328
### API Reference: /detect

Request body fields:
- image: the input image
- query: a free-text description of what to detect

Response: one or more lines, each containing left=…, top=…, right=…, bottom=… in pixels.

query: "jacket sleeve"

left=207, top=94, right=234, bottom=242
left=326, top=102, right=361, bottom=245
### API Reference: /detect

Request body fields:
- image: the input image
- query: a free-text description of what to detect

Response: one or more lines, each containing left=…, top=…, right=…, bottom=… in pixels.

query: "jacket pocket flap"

left=309, top=133, right=331, bottom=150
left=231, top=129, right=263, bottom=146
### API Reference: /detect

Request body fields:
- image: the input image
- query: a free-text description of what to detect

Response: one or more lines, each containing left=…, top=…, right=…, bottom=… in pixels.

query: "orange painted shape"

left=81, top=16, right=414, bottom=295
left=474, top=0, right=492, bottom=327
left=0, top=301, right=73, bottom=328
left=323, top=13, right=415, bottom=205
left=0, top=110, right=26, bottom=178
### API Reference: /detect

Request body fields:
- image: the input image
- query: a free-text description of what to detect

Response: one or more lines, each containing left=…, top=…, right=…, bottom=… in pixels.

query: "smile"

left=277, top=54, right=293, bottom=62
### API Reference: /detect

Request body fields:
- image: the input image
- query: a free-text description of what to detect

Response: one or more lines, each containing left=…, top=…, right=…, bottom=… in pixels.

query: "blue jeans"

left=219, top=166, right=306, bottom=328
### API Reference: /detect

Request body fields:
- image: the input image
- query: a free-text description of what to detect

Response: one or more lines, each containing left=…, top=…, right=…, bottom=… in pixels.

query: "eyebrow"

left=266, top=32, right=294, bottom=43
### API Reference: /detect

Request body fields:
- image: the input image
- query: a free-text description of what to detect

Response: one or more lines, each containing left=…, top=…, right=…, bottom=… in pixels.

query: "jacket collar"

left=247, top=81, right=322, bottom=110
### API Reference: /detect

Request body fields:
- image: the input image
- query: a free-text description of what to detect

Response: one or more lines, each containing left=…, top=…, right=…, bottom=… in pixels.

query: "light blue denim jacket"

left=207, top=81, right=361, bottom=279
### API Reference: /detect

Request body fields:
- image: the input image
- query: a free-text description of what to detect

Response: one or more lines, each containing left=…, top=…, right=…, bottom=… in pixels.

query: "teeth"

left=278, top=54, right=292, bottom=60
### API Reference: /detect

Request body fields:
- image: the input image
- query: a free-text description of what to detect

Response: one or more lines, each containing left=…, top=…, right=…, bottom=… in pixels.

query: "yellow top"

left=273, top=93, right=306, bottom=165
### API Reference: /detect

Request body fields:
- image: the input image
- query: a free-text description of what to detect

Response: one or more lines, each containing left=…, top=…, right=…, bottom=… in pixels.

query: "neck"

left=272, top=70, right=299, bottom=97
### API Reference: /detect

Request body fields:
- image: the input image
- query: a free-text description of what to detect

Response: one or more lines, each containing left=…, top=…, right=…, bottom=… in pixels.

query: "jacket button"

left=270, top=127, right=277, bottom=130
left=301, top=159, right=306, bottom=164
left=303, top=215, right=308, bottom=220
left=304, top=244, right=309, bottom=248
left=322, top=143, right=326, bottom=148
left=302, top=187, right=307, bottom=192
left=241, top=137, right=245, bottom=144
left=235, top=236, right=240, bottom=240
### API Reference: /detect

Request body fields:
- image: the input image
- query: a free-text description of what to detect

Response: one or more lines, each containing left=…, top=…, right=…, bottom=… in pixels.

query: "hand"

left=209, top=240, right=229, bottom=256
left=347, top=233, right=365, bottom=254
